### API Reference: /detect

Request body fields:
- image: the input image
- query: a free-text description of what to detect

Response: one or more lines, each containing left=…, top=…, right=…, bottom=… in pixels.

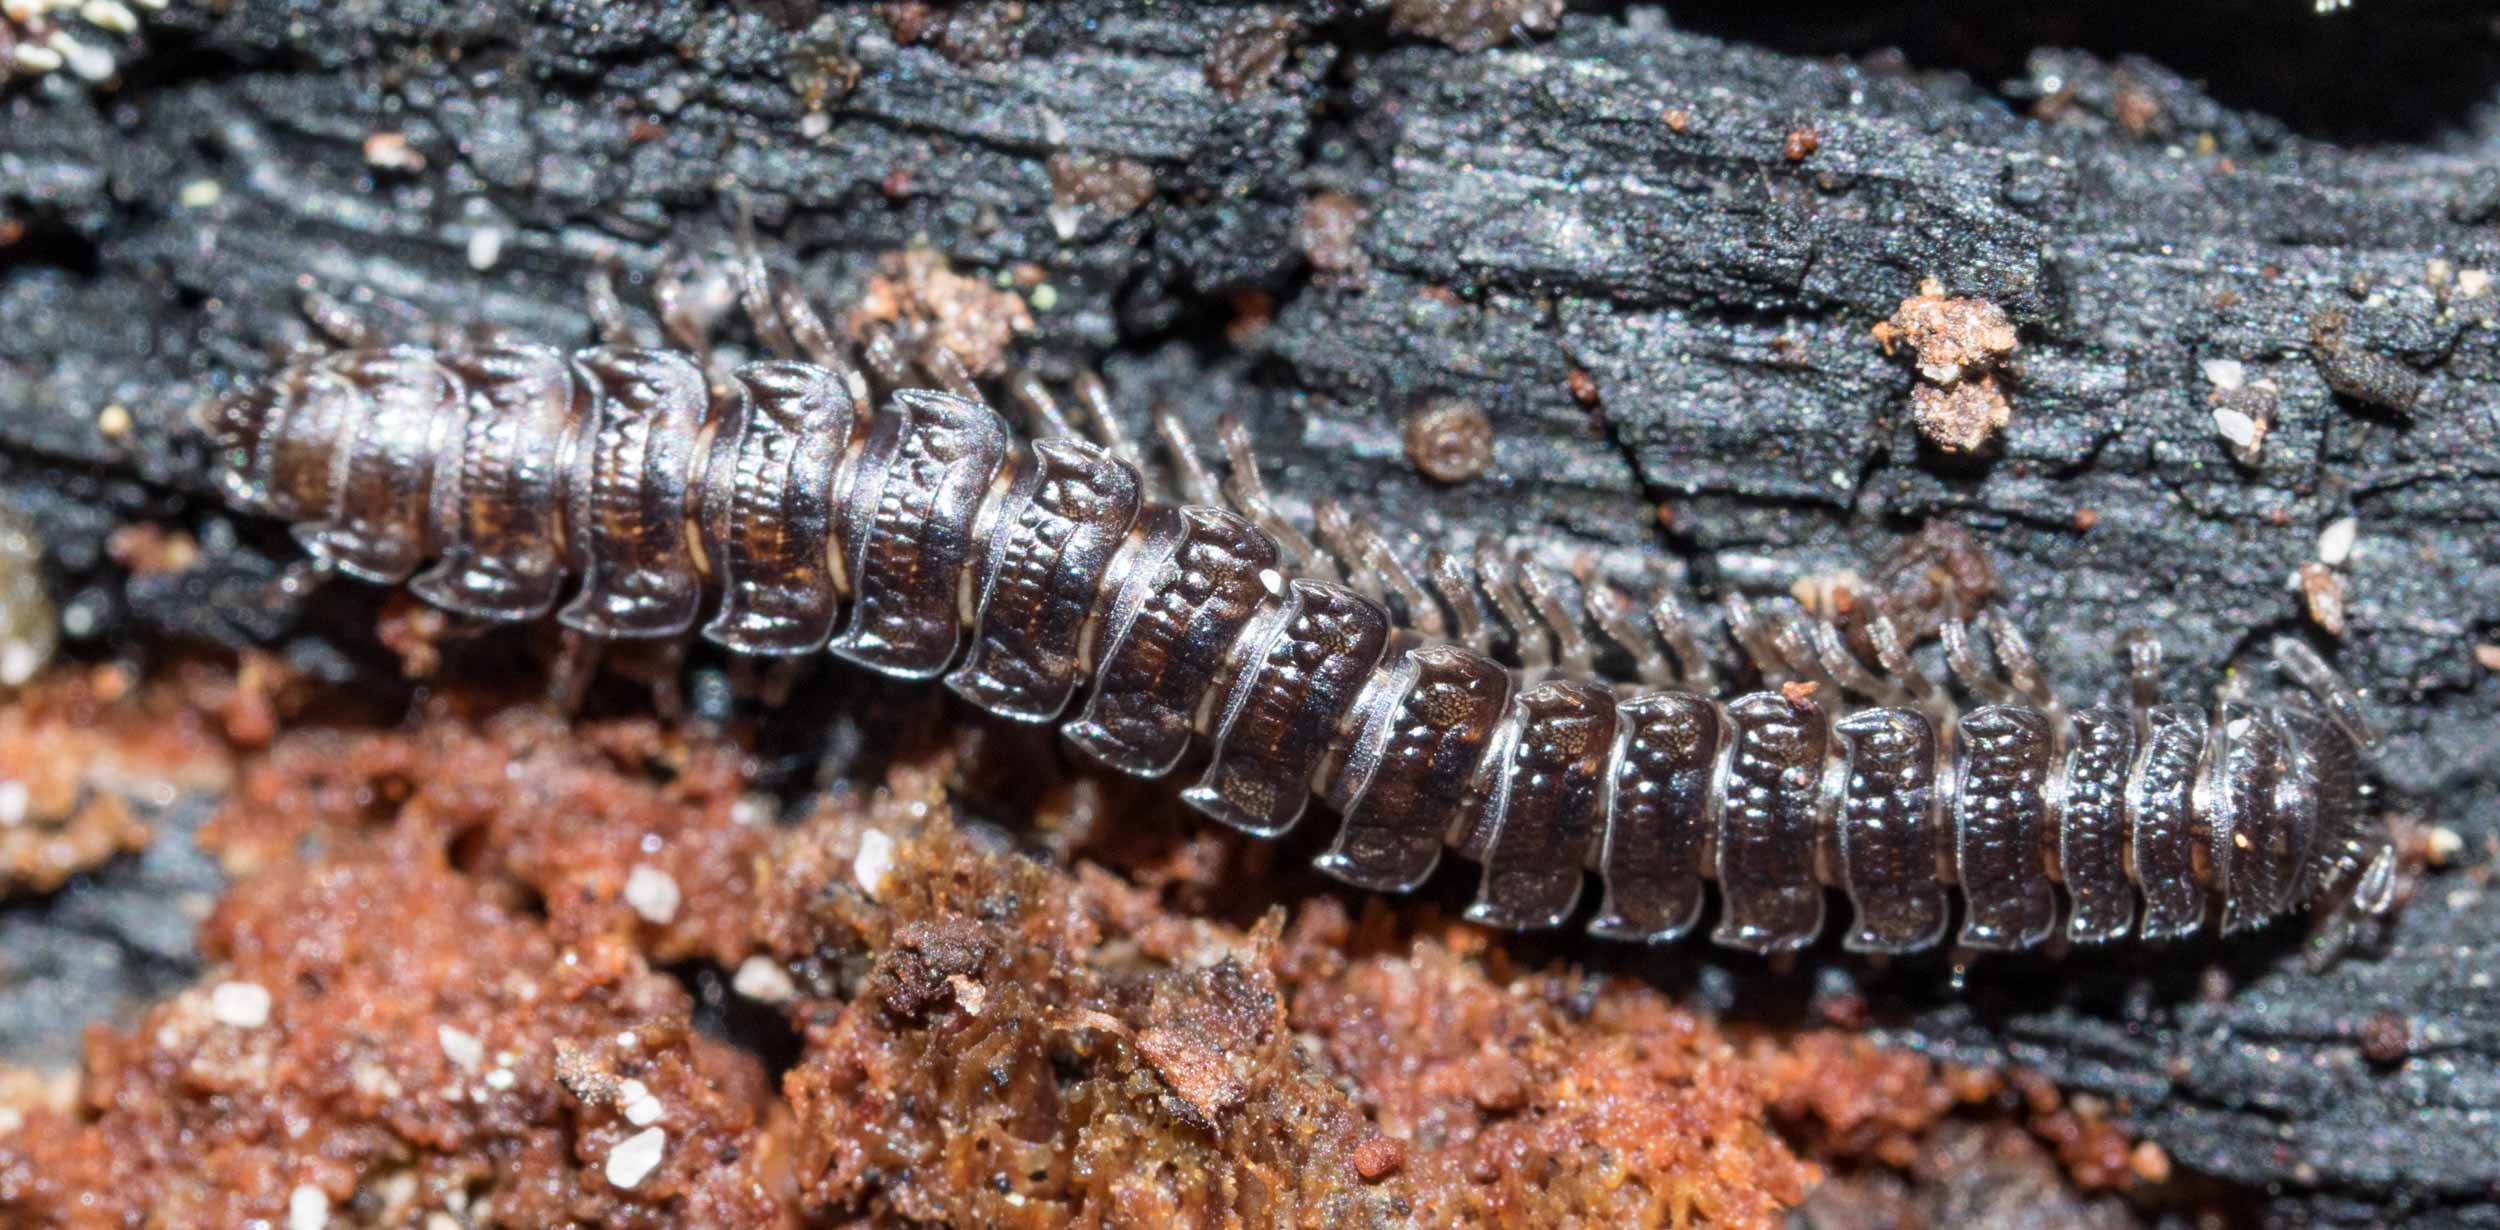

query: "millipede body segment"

left=200, top=336, right=2400, bottom=957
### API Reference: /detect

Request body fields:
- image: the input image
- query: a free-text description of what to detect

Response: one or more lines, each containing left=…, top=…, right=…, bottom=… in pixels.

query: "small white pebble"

left=12, top=42, right=66, bottom=74
left=0, top=642, right=38, bottom=687
left=286, top=1183, right=329, bottom=1230
left=604, top=1126, right=667, bottom=1190
left=176, top=178, right=221, bottom=208
left=0, top=781, right=27, bottom=828
left=732, top=955, right=797, bottom=1004
left=437, top=1025, right=483, bottom=1070
left=465, top=225, right=505, bottom=271
left=79, top=0, right=137, bottom=34
left=2459, top=269, right=2493, bottom=299
left=2212, top=406, right=2259, bottom=451
left=731, top=794, right=776, bottom=826
left=799, top=110, right=831, bottom=139
left=2200, top=358, right=2246, bottom=391
left=2426, top=826, right=2464, bottom=867
left=209, top=980, right=272, bottom=1028
left=1029, top=283, right=1059, bottom=311
left=425, top=1215, right=461, bottom=1230
left=483, top=1067, right=516, bottom=1091
left=618, top=1078, right=664, bottom=1127
left=49, top=30, right=114, bottom=81
left=623, top=864, right=680, bottom=925
left=1258, top=567, right=1284, bottom=596
left=1047, top=204, right=1083, bottom=241
left=2317, top=516, right=2358, bottom=566
left=853, top=829, right=895, bottom=901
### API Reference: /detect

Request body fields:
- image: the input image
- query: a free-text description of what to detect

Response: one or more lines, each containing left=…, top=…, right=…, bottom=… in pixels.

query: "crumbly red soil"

left=0, top=664, right=2163, bottom=1227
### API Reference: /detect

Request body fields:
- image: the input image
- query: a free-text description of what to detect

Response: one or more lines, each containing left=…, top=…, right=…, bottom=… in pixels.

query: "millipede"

left=191, top=247, right=2402, bottom=960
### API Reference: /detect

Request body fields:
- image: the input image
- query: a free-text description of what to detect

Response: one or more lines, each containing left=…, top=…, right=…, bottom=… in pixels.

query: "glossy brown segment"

left=1588, top=690, right=1719, bottom=943
left=1832, top=706, right=1948, bottom=954
left=2209, top=704, right=2301, bottom=932
left=1188, top=580, right=1392, bottom=837
left=832, top=389, right=1011, bottom=677
left=2129, top=703, right=2210, bottom=939
left=1714, top=690, right=1829, bottom=954
left=1953, top=705, right=2058, bottom=951
left=947, top=438, right=1143, bottom=721
left=698, top=361, right=854, bottom=655
left=413, top=346, right=580, bottom=621
left=1064, top=506, right=1280, bottom=777
left=1467, top=680, right=1618, bottom=930
left=1315, top=644, right=1511, bottom=892
left=560, top=347, right=707, bottom=638
left=299, top=348, right=457, bottom=582
left=262, top=359, right=366, bottom=525
left=2059, top=704, right=2137, bottom=944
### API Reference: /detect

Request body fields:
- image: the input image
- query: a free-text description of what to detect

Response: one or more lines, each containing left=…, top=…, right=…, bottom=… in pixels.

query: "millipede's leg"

left=920, top=344, right=986, bottom=404
left=1809, top=618, right=1906, bottom=704
left=1942, top=617, right=2018, bottom=705
left=1215, top=415, right=1334, bottom=580
left=2305, top=839, right=2399, bottom=971
left=298, top=284, right=381, bottom=350
left=1759, top=597, right=1831, bottom=683
left=1980, top=609, right=2058, bottom=712
left=858, top=327, right=916, bottom=390
left=656, top=249, right=734, bottom=368
left=546, top=628, right=605, bottom=716
left=774, top=279, right=867, bottom=402
left=2270, top=635, right=2381, bottom=752
left=1649, top=590, right=1717, bottom=692
left=1474, top=544, right=1549, bottom=674
left=1311, top=501, right=1378, bottom=599
left=1721, top=594, right=1791, bottom=683
left=1514, top=554, right=1593, bottom=677
left=1587, top=581, right=1671, bottom=685
left=250, top=556, right=336, bottom=626
left=1864, top=613, right=1933, bottom=700
left=1006, top=372, right=1083, bottom=441
left=1153, top=409, right=1226, bottom=508
left=585, top=261, right=655, bottom=347
left=1073, top=372, right=1151, bottom=478
left=733, top=238, right=801, bottom=362
left=759, top=657, right=808, bottom=709
left=1354, top=524, right=1442, bottom=640
left=642, top=638, right=689, bottom=729
left=1428, top=548, right=1493, bottom=654
left=2121, top=629, right=2164, bottom=712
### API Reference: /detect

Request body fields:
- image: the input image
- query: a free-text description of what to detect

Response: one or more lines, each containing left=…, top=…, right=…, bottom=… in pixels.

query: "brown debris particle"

left=2360, top=1011, right=2412, bottom=1065
left=1352, top=1134, right=1406, bottom=1182
left=2474, top=643, right=2500, bottom=672
left=360, top=131, right=423, bottom=171
left=1663, top=108, right=1692, bottom=133
left=847, top=248, right=1035, bottom=378
left=1298, top=190, right=1369, bottom=279
left=1784, top=126, right=1821, bottom=161
left=1047, top=152, right=1157, bottom=218
left=1405, top=397, right=1495, bottom=484
left=2072, top=507, right=2099, bottom=531
left=1566, top=367, right=1601, bottom=406
left=1205, top=12, right=1299, bottom=97
left=2309, top=310, right=2427, bottom=414
left=2129, top=1139, right=2173, bottom=1184
left=1876, top=281, right=2020, bottom=383
left=1911, top=377, right=2014, bottom=454
left=1387, top=0, right=1563, bottom=52
left=2298, top=562, right=2348, bottom=636
left=2112, top=82, right=2161, bottom=136
left=1780, top=679, right=1821, bottom=705
left=1876, top=280, right=2020, bottom=452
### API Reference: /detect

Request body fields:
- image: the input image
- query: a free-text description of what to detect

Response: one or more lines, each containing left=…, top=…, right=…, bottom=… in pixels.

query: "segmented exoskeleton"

left=195, top=258, right=2401, bottom=959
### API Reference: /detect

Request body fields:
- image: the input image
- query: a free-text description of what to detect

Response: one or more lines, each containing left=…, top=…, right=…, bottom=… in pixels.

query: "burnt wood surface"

left=3, top=3, right=2498, bottom=1225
